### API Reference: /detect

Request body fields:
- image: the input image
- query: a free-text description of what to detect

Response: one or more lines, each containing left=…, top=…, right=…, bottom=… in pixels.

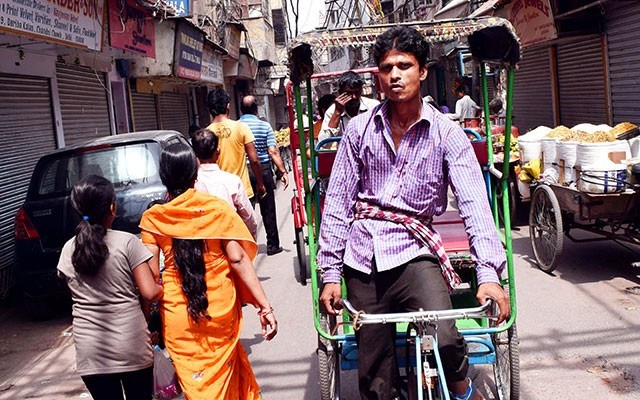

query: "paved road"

left=1, top=175, right=639, bottom=399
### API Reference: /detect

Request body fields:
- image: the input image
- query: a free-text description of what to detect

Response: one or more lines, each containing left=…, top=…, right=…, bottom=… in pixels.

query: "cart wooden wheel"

left=318, top=313, right=340, bottom=400
left=529, top=184, right=563, bottom=272
left=493, top=323, right=520, bottom=400
left=294, top=228, right=307, bottom=285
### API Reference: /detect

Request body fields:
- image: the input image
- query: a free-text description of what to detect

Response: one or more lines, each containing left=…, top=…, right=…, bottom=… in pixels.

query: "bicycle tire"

left=529, top=184, right=563, bottom=272
left=295, top=228, right=307, bottom=285
left=318, top=313, right=340, bottom=400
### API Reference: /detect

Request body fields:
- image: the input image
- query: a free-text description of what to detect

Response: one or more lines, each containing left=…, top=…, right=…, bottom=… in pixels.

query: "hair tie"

left=82, top=216, right=90, bottom=221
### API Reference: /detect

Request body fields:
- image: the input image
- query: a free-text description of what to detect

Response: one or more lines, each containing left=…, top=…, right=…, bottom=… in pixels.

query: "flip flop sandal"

left=449, top=378, right=477, bottom=400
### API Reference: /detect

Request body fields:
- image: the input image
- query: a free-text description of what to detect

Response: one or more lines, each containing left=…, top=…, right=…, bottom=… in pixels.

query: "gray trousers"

left=344, top=257, right=469, bottom=400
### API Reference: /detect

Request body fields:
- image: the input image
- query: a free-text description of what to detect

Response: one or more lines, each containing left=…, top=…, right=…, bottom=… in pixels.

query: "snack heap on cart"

left=515, top=122, right=639, bottom=197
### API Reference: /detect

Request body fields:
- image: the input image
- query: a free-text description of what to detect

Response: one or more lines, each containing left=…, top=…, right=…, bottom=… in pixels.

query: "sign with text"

left=201, top=46, right=223, bottom=85
left=165, top=0, right=190, bottom=16
left=0, top=0, right=104, bottom=51
left=108, top=0, right=155, bottom=58
left=499, top=0, right=557, bottom=47
left=174, top=22, right=203, bottom=80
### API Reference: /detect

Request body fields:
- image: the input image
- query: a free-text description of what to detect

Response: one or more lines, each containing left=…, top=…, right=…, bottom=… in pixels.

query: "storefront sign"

left=108, top=0, right=155, bottom=58
left=165, top=0, right=190, bottom=16
left=499, top=0, right=557, bottom=47
left=0, top=0, right=104, bottom=51
left=174, top=22, right=203, bottom=80
left=201, top=46, right=223, bottom=85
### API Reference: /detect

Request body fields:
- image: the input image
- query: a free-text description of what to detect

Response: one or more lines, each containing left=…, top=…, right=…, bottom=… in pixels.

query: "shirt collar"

left=341, top=97, right=375, bottom=117
left=199, top=163, right=221, bottom=171
left=239, top=114, right=259, bottom=121
left=374, top=99, right=436, bottom=127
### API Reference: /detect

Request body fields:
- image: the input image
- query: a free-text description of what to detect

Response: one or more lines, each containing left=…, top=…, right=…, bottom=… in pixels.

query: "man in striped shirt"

left=239, top=96, right=289, bottom=256
left=317, top=26, right=509, bottom=400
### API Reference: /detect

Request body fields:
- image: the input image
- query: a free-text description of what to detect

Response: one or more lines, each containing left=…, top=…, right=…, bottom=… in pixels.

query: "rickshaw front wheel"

left=492, top=323, right=520, bottom=400
left=295, top=228, right=308, bottom=285
left=529, top=184, right=563, bottom=272
left=318, top=313, right=340, bottom=400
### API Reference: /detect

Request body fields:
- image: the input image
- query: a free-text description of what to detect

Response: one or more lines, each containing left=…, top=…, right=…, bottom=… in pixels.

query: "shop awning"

left=434, top=0, right=469, bottom=20
left=469, top=0, right=502, bottom=17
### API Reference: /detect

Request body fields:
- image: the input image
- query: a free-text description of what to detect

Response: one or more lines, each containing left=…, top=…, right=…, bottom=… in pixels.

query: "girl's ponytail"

left=70, top=175, right=116, bottom=275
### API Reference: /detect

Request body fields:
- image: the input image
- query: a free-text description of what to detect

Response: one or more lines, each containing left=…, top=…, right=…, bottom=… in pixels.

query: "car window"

left=36, top=142, right=161, bottom=195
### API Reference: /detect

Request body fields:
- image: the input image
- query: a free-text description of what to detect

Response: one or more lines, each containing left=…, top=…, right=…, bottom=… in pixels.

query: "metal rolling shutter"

left=556, top=36, right=607, bottom=127
left=0, top=74, right=56, bottom=292
left=131, top=92, right=159, bottom=131
left=56, top=63, right=111, bottom=145
left=606, top=2, right=640, bottom=125
left=159, top=93, right=189, bottom=136
left=512, top=46, right=554, bottom=133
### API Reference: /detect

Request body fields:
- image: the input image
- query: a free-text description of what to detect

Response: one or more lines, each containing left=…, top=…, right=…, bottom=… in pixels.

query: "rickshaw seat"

left=470, top=139, right=489, bottom=166
left=314, top=137, right=342, bottom=178
left=433, top=210, right=471, bottom=253
left=316, top=151, right=337, bottom=177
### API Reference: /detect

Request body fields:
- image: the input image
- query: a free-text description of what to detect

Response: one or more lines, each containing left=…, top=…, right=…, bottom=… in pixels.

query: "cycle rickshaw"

left=288, top=17, right=520, bottom=399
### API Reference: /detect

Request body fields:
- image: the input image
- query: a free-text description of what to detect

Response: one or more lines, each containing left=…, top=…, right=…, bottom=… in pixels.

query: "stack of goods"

left=275, top=127, right=290, bottom=147
left=516, top=122, right=638, bottom=194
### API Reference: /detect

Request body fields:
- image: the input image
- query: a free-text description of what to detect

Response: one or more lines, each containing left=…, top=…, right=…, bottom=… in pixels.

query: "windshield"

left=36, top=142, right=161, bottom=196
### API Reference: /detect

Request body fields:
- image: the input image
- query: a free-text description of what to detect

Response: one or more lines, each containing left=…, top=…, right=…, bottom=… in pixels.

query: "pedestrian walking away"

left=139, top=143, right=277, bottom=400
left=317, top=26, right=509, bottom=400
left=192, top=128, right=258, bottom=239
left=57, top=175, right=163, bottom=400
left=205, top=87, right=266, bottom=202
left=239, top=95, right=289, bottom=256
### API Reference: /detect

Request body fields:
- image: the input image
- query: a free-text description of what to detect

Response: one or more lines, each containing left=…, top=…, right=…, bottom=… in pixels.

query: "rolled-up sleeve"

left=444, top=125, right=505, bottom=285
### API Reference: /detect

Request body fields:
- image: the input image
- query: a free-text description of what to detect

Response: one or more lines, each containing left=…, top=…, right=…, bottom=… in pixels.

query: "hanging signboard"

left=498, top=0, right=557, bottom=48
left=108, top=0, right=155, bottom=58
left=0, top=0, right=104, bottom=51
left=174, top=22, right=203, bottom=80
left=165, top=0, right=191, bottom=16
left=201, top=46, right=224, bottom=85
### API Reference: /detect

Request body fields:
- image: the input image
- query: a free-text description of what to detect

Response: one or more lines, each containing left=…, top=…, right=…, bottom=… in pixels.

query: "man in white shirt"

left=192, top=129, right=258, bottom=238
left=318, top=71, right=380, bottom=144
left=447, top=86, right=481, bottom=121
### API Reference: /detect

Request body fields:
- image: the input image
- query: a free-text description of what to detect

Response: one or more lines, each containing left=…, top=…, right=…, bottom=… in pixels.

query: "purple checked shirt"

left=317, top=100, right=505, bottom=285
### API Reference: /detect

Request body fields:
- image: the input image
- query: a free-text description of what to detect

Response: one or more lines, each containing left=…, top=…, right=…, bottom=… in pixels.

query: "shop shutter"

left=512, top=46, right=554, bottom=133
left=56, top=63, right=112, bottom=145
left=556, top=36, right=607, bottom=127
left=159, top=92, right=189, bottom=136
left=131, top=92, right=159, bottom=131
left=606, top=1, right=640, bottom=125
left=0, top=74, right=56, bottom=293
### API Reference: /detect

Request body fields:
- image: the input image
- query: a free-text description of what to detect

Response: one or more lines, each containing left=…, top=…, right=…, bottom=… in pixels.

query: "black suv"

left=14, top=131, right=188, bottom=318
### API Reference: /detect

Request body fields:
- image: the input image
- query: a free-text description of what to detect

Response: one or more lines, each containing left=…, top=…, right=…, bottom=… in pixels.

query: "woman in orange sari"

left=139, top=143, right=277, bottom=400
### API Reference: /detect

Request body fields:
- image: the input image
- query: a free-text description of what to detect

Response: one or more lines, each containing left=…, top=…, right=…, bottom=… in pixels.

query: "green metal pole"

left=503, top=67, right=517, bottom=323
left=481, top=64, right=498, bottom=225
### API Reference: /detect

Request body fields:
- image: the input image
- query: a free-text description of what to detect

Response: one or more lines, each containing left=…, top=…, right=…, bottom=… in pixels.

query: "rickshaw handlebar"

left=338, top=298, right=494, bottom=325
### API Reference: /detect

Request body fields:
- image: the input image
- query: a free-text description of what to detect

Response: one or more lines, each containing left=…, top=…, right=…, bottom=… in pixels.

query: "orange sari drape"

left=140, top=189, right=261, bottom=400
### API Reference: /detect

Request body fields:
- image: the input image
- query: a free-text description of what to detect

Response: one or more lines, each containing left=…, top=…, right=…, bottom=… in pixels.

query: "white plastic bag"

left=153, top=347, right=182, bottom=400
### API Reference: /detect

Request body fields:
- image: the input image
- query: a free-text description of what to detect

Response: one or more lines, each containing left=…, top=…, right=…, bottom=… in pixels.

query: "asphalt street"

left=1, top=173, right=639, bottom=399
